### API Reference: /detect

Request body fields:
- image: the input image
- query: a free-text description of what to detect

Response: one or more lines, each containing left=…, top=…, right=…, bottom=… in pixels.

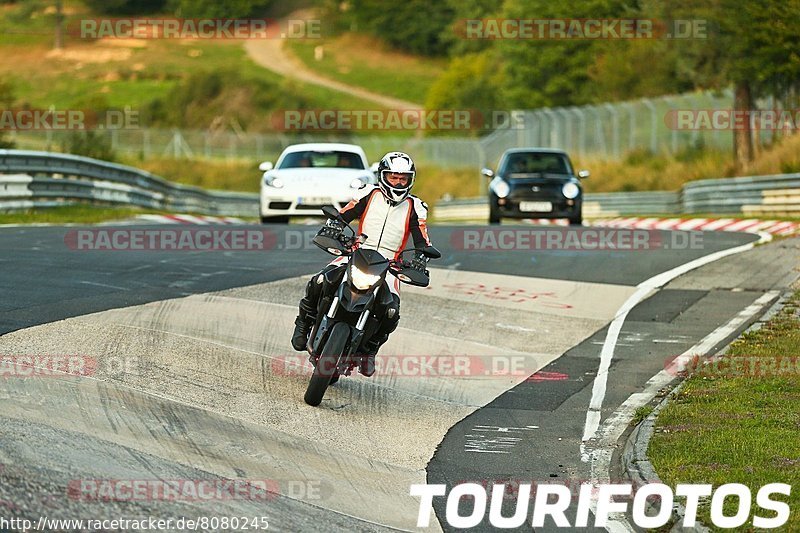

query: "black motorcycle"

left=303, top=206, right=441, bottom=406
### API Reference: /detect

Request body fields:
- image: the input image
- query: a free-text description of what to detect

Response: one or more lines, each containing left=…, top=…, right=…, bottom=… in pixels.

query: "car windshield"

left=501, top=153, right=572, bottom=176
left=278, top=150, right=365, bottom=170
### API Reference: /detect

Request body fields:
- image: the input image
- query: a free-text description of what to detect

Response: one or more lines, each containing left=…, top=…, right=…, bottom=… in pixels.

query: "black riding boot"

left=291, top=274, right=324, bottom=351
left=292, top=265, right=346, bottom=351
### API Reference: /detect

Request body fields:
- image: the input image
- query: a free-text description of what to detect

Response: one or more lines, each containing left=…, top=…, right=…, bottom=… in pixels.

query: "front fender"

left=311, top=315, right=354, bottom=356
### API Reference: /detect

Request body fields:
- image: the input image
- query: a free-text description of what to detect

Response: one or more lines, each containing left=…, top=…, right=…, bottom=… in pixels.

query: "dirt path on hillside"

left=243, top=33, right=423, bottom=111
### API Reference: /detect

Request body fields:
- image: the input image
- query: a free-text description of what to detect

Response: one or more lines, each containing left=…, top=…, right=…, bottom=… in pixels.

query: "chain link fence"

left=7, top=89, right=794, bottom=168
left=8, top=127, right=485, bottom=168
left=477, top=88, right=793, bottom=165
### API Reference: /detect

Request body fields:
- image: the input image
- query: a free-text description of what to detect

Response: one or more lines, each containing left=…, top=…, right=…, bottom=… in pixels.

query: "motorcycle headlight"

left=492, top=179, right=510, bottom=199
left=562, top=182, right=580, bottom=199
left=350, top=264, right=381, bottom=290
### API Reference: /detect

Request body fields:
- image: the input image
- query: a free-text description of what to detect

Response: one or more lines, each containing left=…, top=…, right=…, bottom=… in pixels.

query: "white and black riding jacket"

left=340, top=185, right=431, bottom=260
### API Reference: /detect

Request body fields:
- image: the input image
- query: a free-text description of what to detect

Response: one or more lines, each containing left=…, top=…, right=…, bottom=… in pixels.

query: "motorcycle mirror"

left=320, top=205, right=340, bottom=220
left=421, top=245, right=441, bottom=259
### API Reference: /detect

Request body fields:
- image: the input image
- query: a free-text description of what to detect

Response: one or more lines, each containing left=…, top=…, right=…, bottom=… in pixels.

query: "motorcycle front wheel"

left=304, top=322, right=350, bottom=406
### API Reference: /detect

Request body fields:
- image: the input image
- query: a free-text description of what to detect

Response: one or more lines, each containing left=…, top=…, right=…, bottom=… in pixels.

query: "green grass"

left=286, top=33, right=446, bottom=105
left=0, top=39, right=376, bottom=115
left=0, top=2, right=377, bottom=124
left=631, top=405, right=655, bottom=426
left=576, top=132, right=800, bottom=194
left=0, top=205, right=167, bottom=225
left=122, top=157, right=262, bottom=193
left=131, top=156, right=481, bottom=206
left=649, top=292, right=800, bottom=531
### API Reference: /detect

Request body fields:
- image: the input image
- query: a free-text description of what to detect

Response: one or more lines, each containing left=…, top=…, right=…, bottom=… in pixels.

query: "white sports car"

left=259, top=143, right=377, bottom=223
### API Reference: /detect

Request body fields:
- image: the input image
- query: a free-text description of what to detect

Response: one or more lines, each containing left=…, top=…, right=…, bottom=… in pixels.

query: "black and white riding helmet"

left=377, top=151, right=416, bottom=204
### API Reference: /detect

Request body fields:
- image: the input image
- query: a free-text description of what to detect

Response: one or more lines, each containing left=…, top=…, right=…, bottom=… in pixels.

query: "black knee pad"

left=385, top=294, right=401, bottom=332
left=301, top=264, right=343, bottom=311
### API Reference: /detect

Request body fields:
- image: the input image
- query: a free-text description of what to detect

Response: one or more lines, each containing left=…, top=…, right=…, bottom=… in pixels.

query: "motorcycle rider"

left=290, top=151, right=432, bottom=376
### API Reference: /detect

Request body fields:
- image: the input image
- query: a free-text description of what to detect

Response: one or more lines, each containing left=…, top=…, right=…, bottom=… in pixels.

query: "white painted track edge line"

left=568, top=291, right=778, bottom=530
left=593, top=289, right=779, bottom=532
left=582, top=231, right=771, bottom=442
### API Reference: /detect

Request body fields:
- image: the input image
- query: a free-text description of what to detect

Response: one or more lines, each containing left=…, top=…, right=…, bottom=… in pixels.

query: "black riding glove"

left=317, top=218, right=346, bottom=242
left=410, top=251, right=428, bottom=273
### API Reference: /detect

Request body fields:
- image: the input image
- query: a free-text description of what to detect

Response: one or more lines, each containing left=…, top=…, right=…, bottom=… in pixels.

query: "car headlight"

left=268, top=177, right=284, bottom=189
left=350, top=178, right=365, bottom=189
left=492, top=179, right=510, bottom=199
left=350, top=265, right=381, bottom=290
left=562, top=182, right=580, bottom=199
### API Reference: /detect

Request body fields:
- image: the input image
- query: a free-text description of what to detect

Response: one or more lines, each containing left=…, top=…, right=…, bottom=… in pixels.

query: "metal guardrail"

left=582, top=191, right=680, bottom=217
left=435, top=173, right=800, bottom=221
left=3, top=150, right=799, bottom=221
left=683, top=173, right=800, bottom=215
left=0, top=150, right=258, bottom=216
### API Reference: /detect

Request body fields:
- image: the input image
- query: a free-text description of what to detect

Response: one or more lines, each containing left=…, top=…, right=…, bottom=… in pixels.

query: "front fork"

left=309, top=295, right=343, bottom=357
left=309, top=290, right=376, bottom=375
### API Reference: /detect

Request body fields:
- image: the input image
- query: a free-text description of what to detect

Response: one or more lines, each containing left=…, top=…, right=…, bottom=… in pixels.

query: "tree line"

left=17, top=0, right=800, bottom=167
left=330, top=0, right=800, bottom=168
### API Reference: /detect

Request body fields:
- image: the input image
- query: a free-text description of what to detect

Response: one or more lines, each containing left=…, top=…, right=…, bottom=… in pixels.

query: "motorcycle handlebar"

left=318, top=210, right=440, bottom=265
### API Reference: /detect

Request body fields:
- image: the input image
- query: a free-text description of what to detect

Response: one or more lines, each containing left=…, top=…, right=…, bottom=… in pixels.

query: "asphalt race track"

left=1, top=222, right=798, bottom=532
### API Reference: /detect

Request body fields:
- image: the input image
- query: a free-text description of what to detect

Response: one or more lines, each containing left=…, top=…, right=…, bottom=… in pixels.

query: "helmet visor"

left=381, top=170, right=414, bottom=189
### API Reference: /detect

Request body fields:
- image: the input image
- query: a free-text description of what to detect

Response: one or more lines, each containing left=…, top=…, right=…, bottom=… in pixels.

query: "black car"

left=483, top=148, right=589, bottom=225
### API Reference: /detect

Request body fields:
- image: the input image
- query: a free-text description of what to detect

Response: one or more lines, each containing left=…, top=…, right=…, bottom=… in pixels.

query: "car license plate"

left=297, top=197, right=328, bottom=205
left=519, top=201, right=552, bottom=212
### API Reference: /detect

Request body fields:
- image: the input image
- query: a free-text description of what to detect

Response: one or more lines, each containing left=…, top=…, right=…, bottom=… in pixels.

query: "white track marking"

left=78, top=280, right=129, bottom=291
left=582, top=231, right=772, bottom=443
left=171, top=214, right=210, bottom=225
left=495, top=323, right=542, bottom=333
left=653, top=218, right=684, bottom=230
left=591, top=217, right=799, bottom=235
left=585, top=290, right=778, bottom=531
left=675, top=218, right=708, bottom=230
left=723, top=219, right=763, bottom=232
left=697, top=218, right=735, bottom=231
